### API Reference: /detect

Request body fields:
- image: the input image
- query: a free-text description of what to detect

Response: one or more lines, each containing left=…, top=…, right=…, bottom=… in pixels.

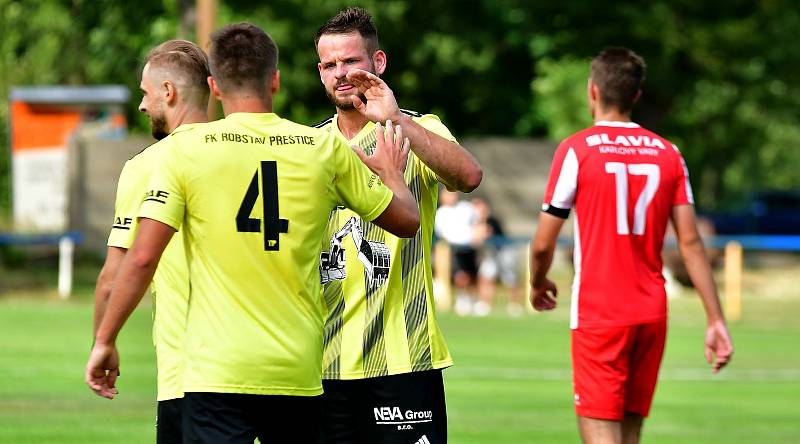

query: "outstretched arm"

left=86, top=218, right=175, bottom=398
left=529, top=212, right=566, bottom=311
left=671, top=204, right=733, bottom=373
left=346, top=69, right=482, bottom=192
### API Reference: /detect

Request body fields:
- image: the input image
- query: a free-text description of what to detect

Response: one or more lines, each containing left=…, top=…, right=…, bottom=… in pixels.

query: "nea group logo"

left=373, top=406, right=433, bottom=423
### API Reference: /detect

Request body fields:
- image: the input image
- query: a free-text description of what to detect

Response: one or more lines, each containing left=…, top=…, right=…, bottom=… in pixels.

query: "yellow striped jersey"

left=316, top=110, right=454, bottom=379
left=138, top=112, right=393, bottom=396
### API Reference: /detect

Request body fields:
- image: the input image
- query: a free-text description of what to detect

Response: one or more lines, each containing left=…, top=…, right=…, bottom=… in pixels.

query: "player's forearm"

left=92, top=248, right=125, bottom=335
left=94, top=254, right=158, bottom=346
left=92, top=275, right=112, bottom=336
left=530, top=241, right=555, bottom=288
left=679, top=236, right=726, bottom=324
left=530, top=213, right=565, bottom=287
left=379, top=171, right=420, bottom=236
left=394, top=114, right=482, bottom=192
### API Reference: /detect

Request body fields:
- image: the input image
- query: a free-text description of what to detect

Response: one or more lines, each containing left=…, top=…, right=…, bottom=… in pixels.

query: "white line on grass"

left=447, top=367, right=800, bottom=382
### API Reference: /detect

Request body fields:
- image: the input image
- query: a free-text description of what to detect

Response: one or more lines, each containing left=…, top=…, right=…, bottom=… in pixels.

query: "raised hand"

left=346, top=69, right=402, bottom=124
left=352, top=120, right=410, bottom=178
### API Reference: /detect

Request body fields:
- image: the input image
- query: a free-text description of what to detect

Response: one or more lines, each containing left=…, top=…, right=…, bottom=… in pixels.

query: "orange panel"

left=10, top=101, right=82, bottom=151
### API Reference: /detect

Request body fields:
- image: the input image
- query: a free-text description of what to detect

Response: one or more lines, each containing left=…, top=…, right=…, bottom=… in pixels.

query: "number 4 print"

left=605, top=162, right=660, bottom=235
left=236, top=161, right=289, bottom=251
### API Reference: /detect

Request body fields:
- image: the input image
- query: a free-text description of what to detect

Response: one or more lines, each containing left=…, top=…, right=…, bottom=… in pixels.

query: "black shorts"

left=183, top=392, right=321, bottom=444
left=321, top=369, right=447, bottom=444
left=451, top=245, right=478, bottom=278
left=156, top=398, right=183, bottom=444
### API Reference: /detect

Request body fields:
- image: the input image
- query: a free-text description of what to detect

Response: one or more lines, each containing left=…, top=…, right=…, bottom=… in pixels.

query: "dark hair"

left=144, top=39, right=210, bottom=105
left=590, top=47, right=646, bottom=113
left=209, top=23, right=278, bottom=97
left=314, top=7, right=379, bottom=54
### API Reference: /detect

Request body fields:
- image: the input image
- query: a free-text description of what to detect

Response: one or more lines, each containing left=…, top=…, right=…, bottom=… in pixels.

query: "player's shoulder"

left=557, top=125, right=599, bottom=150
left=169, top=121, right=206, bottom=138
left=404, top=109, right=457, bottom=140
left=276, top=116, right=329, bottom=136
left=401, top=108, right=425, bottom=118
left=312, top=114, right=335, bottom=130
left=631, top=125, right=685, bottom=158
left=404, top=108, right=442, bottom=125
left=634, top=125, right=673, bottom=145
left=127, top=136, right=171, bottom=164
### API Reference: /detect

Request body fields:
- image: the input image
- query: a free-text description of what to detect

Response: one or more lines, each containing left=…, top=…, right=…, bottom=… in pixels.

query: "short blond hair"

left=144, top=39, right=210, bottom=106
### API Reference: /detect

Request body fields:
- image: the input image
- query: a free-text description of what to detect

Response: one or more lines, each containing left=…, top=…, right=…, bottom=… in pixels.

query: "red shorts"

left=571, top=320, right=667, bottom=420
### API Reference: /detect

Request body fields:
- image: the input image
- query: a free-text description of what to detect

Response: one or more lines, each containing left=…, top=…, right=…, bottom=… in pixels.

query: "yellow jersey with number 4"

left=138, top=112, right=393, bottom=396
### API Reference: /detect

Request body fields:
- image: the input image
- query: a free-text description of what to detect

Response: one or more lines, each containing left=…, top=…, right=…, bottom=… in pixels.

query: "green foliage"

left=527, top=57, right=593, bottom=141
left=2, top=0, right=800, bottom=210
left=0, top=0, right=179, bottom=217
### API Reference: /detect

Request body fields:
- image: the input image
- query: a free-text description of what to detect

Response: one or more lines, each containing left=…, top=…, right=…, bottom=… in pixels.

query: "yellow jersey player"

left=91, top=39, right=209, bottom=444
left=314, top=8, right=482, bottom=444
left=86, top=23, right=419, bottom=444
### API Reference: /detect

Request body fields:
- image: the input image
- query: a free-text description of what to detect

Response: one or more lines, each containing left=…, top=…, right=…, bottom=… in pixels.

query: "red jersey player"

left=529, top=47, right=733, bottom=444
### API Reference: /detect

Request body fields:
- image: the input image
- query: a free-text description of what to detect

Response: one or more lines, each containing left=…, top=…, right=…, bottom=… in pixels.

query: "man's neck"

left=593, top=109, right=631, bottom=123
left=168, top=107, right=209, bottom=132
left=221, top=95, right=273, bottom=116
left=336, top=107, right=371, bottom=140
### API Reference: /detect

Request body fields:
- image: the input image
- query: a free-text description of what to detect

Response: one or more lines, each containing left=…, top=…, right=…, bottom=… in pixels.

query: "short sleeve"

left=138, top=140, right=186, bottom=230
left=330, top=138, right=393, bottom=222
left=413, top=114, right=459, bottom=187
left=542, top=142, right=579, bottom=218
left=672, top=144, right=695, bottom=206
left=107, top=161, right=140, bottom=248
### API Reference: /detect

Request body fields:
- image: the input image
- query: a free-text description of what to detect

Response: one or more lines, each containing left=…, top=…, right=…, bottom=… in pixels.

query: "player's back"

left=544, top=121, right=693, bottom=329
left=139, top=112, right=392, bottom=396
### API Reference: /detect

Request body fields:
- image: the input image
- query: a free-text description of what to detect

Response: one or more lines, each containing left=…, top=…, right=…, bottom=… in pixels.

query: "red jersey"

left=542, top=121, right=694, bottom=329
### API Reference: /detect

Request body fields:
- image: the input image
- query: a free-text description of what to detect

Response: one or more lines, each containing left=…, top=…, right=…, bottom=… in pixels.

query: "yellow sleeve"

left=138, top=140, right=186, bottom=231
left=330, top=137, right=393, bottom=222
left=107, top=160, right=140, bottom=249
left=413, top=114, right=459, bottom=187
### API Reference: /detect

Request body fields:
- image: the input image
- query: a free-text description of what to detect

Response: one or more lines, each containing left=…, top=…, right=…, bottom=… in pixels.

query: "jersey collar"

left=224, top=112, right=281, bottom=124
left=172, top=122, right=204, bottom=134
left=595, top=120, right=640, bottom=128
left=332, top=114, right=375, bottom=142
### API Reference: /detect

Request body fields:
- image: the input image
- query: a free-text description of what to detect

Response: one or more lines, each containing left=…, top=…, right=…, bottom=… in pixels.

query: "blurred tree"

left=517, top=0, right=800, bottom=208
left=0, top=0, right=179, bottom=218
left=1, top=0, right=800, bottom=215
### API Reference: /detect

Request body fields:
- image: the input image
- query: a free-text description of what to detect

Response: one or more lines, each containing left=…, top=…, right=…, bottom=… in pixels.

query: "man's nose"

left=334, top=63, right=348, bottom=79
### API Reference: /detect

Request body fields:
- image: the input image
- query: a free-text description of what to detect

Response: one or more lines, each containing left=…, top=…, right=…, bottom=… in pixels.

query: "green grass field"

left=0, top=263, right=799, bottom=443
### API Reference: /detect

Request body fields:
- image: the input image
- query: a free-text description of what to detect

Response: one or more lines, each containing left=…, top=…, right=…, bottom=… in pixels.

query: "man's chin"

left=327, top=92, right=365, bottom=111
left=336, top=101, right=356, bottom=111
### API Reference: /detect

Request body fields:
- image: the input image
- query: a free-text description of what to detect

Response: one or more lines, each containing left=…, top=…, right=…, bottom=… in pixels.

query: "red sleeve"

left=671, top=144, right=694, bottom=206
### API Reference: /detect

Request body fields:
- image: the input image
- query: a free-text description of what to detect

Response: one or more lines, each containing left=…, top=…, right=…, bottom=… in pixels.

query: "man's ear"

left=588, top=79, right=601, bottom=103
left=633, top=89, right=642, bottom=104
left=373, top=50, right=387, bottom=76
left=208, top=76, right=222, bottom=100
left=163, top=81, right=178, bottom=106
left=270, top=70, right=281, bottom=95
